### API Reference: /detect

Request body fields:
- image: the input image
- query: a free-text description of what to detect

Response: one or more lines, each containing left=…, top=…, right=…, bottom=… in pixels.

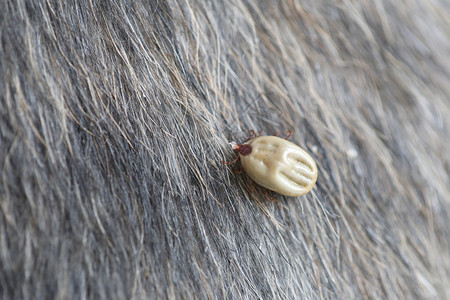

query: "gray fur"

left=1, top=0, right=449, bottom=299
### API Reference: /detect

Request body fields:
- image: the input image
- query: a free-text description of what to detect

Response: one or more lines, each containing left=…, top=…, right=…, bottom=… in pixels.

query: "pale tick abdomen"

left=239, top=136, right=318, bottom=197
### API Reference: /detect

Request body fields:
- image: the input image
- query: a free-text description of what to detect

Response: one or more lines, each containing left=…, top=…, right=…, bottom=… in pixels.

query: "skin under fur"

left=1, top=0, right=449, bottom=299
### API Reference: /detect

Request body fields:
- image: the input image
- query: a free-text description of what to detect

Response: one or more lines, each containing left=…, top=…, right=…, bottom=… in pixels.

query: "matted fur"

left=1, top=0, right=449, bottom=299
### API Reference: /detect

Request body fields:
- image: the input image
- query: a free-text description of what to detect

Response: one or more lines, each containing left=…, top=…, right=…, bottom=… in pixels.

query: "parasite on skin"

left=225, top=134, right=318, bottom=197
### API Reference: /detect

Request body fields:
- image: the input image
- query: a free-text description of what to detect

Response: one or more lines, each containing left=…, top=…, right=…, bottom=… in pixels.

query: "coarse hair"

left=1, top=0, right=449, bottom=299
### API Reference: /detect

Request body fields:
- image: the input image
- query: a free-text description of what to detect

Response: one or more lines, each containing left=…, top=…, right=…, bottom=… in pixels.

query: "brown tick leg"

left=222, top=155, right=240, bottom=165
left=285, top=130, right=292, bottom=140
left=234, top=166, right=244, bottom=174
left=274, top=131, right=281, bottom=137
left=264, top=189, right=276, bottom=201
left=243, top=130, right=256, bottom=143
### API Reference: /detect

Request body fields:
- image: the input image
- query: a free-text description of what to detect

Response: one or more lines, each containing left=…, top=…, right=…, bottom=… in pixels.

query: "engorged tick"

left=223, top=130, right=318, bottom=197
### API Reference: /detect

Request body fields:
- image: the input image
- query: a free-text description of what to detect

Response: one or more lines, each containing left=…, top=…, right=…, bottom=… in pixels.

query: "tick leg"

left=274, top=131, right=280, bottom=137
left=285, top=130, right=292, bottom=140
left=243, top=130, right=256, bottom=143
left=234, top=166, right=244, bottom=174
left=264, top=189, right=276, bottom=201
left=244, top=180, right=254, bottom=194
left=222, top=155, right=240, bottom=165
left=244, top=130, right=263, bottom=143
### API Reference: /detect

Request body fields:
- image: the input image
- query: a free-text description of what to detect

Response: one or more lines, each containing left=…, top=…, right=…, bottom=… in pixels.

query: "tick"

left=224, top=131, right=318, bottom=197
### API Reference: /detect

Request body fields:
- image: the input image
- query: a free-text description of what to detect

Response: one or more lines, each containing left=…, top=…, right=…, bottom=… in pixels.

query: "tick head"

left=229, top=142, right=252, bottom=156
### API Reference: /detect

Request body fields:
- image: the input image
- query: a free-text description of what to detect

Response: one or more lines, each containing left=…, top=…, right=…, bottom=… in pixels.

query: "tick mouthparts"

left=229, top=141, right=239, bottom=150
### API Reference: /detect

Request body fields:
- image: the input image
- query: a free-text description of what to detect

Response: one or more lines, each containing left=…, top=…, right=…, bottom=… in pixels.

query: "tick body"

left=229, top=135, right=318, bottom=197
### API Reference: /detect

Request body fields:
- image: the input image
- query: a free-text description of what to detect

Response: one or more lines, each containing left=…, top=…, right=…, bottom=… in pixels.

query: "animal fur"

left=1, top=0, right=449, bottom=298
